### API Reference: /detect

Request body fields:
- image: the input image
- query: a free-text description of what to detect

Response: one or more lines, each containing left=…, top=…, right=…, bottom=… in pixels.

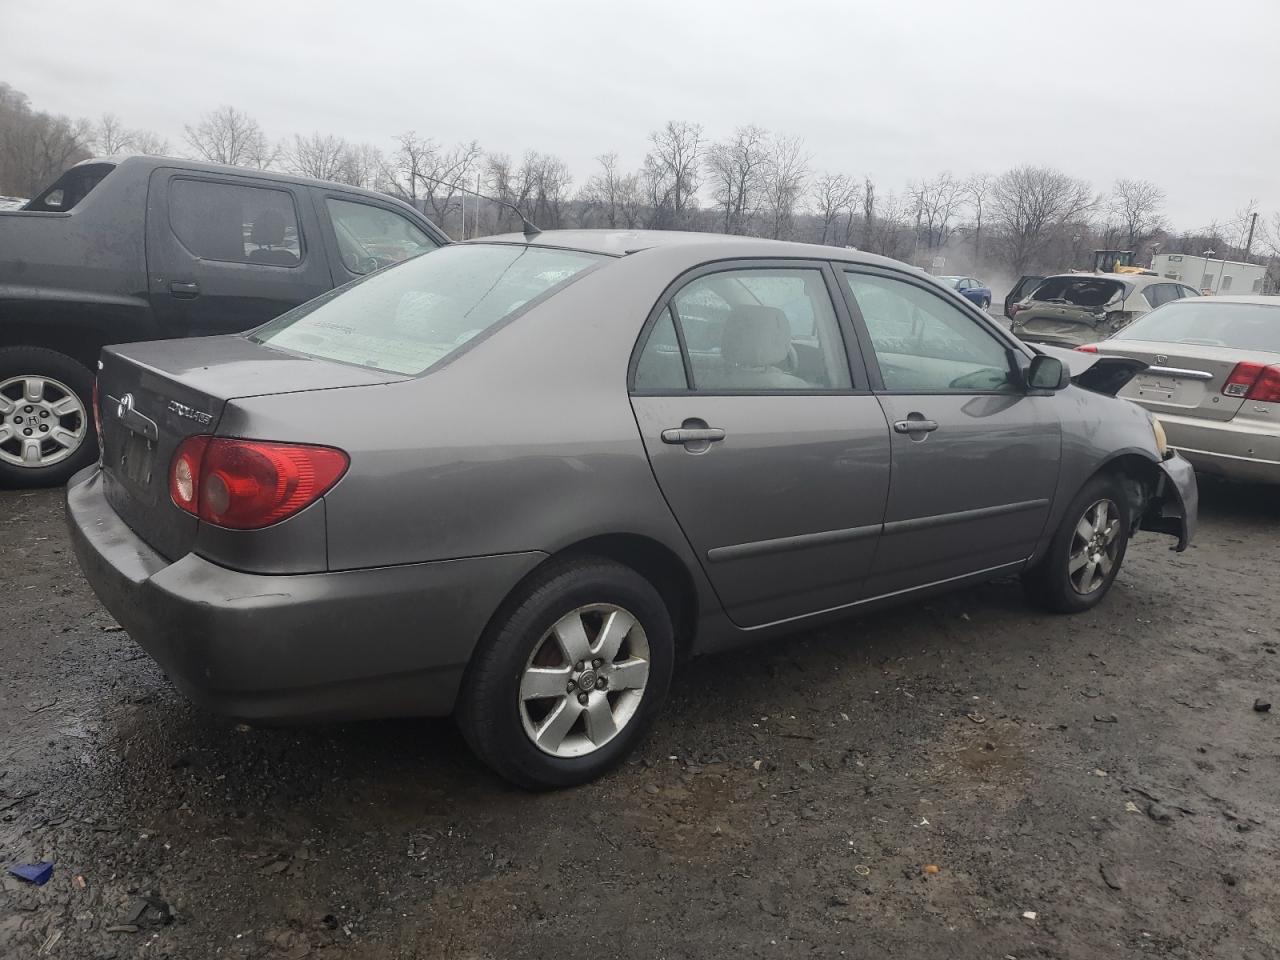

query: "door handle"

left=893, top=418, right=939, bottom=434
left=169, top=281, right=200, bottom=299
left=661, top=427, right=726, bottom=444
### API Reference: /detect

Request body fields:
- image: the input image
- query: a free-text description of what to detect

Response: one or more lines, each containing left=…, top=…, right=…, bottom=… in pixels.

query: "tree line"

left=3, top=83, right=1276, bottom=284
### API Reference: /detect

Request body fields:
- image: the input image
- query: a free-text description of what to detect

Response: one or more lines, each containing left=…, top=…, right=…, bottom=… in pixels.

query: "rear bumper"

left=66, top=466, right=546, bottom=721
left=1157, top=413, right=1280, bottom=485
left=1141, top=453, right=1198, bottom=550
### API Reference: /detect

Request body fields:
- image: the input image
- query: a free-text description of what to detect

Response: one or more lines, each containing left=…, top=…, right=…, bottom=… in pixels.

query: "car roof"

left=1179, top=294, right=1280, bottom=306
left=463, top=229, right=919, bottom=270
left=70, top=154, right=420, bottom=209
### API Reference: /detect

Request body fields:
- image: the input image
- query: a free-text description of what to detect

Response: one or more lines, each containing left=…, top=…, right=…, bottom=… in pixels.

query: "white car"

left=1012, top=272, right=1202, bottom=347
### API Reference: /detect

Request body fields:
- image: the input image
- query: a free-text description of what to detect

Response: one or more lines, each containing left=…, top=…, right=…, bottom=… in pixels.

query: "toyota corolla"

left=67, top=231, right=1197, bottom=788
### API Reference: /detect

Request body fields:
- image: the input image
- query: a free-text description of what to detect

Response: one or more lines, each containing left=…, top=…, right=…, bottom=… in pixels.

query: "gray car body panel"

left=67, top=230, right=1196, bottom=719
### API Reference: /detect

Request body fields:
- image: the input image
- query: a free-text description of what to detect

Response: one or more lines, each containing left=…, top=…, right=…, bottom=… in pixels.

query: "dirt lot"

left=2, top=478, right=1278, bottom=960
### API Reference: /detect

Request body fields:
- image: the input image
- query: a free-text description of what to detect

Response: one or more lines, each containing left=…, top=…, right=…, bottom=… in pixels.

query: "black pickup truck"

left=0, top=155, right=448, bottom=486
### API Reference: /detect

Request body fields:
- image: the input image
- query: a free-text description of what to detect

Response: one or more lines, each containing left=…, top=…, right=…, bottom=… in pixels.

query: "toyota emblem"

left=116, top=392, right=135, bottom=419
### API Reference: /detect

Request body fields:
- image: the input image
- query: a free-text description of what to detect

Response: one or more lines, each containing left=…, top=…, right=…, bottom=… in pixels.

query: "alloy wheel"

left=518, top=603, right=651, bottom=758
left=1068, top=498, right=1122, bottom=595
left=0, top=375, right=87, bottom=469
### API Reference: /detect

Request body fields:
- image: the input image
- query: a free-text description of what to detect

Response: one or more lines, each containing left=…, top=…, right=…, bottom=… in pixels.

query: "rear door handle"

left=893, top=418, right=938, bottom=434
left=661, top=427, right=726, bottom=444
left=169, top=281, right=200, bottom=299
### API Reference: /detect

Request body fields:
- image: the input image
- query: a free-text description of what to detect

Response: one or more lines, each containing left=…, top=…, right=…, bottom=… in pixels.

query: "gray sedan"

left=67, top=231, right=1196, bottom=788
left=1079, top=295, right=1280, bottom=483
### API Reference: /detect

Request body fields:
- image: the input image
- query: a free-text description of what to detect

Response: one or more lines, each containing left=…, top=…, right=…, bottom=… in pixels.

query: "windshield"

left=1111, top=300, right=1280, bottom=353
left=1029, top=276, right=1126, bottom=308
left=938, top=276, right=963, bottom=288
left=251, top=244, right=606, bottom=374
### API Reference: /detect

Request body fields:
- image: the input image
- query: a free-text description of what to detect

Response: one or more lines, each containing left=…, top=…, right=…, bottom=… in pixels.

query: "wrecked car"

left=1011, top=273, right=1201, bottom=347
left=67, top=231, right=1197, bottom=789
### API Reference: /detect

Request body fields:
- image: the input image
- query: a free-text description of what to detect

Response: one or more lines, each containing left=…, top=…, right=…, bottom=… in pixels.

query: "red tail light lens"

left=1244, top=364, right=1280, bottom=403
left=169, top=437, right=348, bottom=529
left=1075, top=344, right=1099, bottom=353
left=1223, top=362, right=1266, bottom=398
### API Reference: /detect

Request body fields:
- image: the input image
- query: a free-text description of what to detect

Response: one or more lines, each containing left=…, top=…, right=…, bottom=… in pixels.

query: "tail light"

left=1223, top=362, right=1280, bottom=402
left=169, top=437, right=349, bottom=530
left=1075, top=344, right=1099, bottom=353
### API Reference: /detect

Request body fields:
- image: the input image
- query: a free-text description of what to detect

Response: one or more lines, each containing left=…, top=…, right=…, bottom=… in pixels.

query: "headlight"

left=1149, top=413, right=1169, bottom=457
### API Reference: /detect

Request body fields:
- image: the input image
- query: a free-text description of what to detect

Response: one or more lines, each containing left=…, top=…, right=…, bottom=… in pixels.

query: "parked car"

left=67, top=231, right=1197, bottom=789
left=1004, top=274, right=1045, bottom=319
left=938, top=275, right=992, bottom=310
left=1078, top=295, right=1280, bottom=483
left=0, top=155, right=448, bottom=487
left=1011, top=272, right=1201, bottom=347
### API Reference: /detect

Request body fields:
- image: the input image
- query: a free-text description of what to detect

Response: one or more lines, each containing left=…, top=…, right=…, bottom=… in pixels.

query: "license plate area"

left=1132, top=374, right=1203, bottom=407
left=119, top=430, right=157, bottom=490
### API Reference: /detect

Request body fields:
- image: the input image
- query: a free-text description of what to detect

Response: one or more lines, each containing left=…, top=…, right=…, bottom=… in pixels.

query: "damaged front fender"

left=1140, top=453, right=1198, bottom=551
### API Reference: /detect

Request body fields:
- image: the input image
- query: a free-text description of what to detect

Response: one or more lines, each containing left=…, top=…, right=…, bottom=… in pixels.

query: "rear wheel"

left=1024, top=472, right=1131, bottom=613
left=457, top=557, right=674, bottom=789
left=0, top=347, right=97, bottom=488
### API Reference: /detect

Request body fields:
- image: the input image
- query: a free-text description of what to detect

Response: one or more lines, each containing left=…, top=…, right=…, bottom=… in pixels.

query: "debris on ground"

left=7, top=862, right=53, bottom=885
left=923, top=864, right=940, bottom=875
left=1254, top=697, right=1272, bottom=713
left=1093, top=714, right=1119, bottom=723
left=1100, top=864, right=1124, bottom=890
left=1022, top=911, right=1038, bottom=921
left=1146, top=803, right=1174, bottom=823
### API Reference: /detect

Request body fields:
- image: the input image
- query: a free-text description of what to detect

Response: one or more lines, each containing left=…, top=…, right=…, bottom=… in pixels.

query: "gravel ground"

left=1, top=478, right=1278, bottom=960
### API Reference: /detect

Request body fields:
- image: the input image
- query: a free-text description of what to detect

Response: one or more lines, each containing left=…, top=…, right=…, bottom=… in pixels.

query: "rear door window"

left=169, top=179, right=303, bottom=267
left=1144, top=283, right=1177, bottom=308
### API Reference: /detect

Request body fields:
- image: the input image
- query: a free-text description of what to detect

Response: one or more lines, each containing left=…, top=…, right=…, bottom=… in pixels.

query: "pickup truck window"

left=326, top=198, right=438, bottom=275
left=169, top=179, right=303, bottom=267
left=23, top=162, right=116, bottom=212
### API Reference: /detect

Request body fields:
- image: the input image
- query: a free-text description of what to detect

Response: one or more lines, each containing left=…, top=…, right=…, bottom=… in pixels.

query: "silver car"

left=67, top=231, right=1196, bottom=788
left=1013, top=272, right=1201, bottom=347
left=1078, top=294, right=1280, bottom=483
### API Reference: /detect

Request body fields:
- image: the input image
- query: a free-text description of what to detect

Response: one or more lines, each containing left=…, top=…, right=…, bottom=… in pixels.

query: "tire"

left=457, top=557, right=674, bottom=789
left=1023, top=472, right=1131, bottom=614
left=981, top=297, right=991, bottom=311
left=0, top=346, right=97, bottom=489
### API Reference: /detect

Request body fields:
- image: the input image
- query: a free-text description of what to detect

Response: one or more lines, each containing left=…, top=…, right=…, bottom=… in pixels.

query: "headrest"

left=721, top=305, right=791, bottom=368
left=251, top=208, right=288, bottom=247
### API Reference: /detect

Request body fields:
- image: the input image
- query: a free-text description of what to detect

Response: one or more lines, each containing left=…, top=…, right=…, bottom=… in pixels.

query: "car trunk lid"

left=1103, top=341, right=1254, bottom=421
left=97, top=335, right=405, bottom=560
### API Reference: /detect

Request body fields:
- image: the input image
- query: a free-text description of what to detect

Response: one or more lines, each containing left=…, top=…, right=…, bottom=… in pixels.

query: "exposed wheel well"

left=0, top=320, right=103, bottom=370
left=1098, top=453, right=1163, bottom=525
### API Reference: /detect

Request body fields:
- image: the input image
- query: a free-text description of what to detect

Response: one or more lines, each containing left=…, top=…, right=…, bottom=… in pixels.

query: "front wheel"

left=1024, top=473, right=1131, bottom=613
left=457, top=558, right=674, bottom=789
left=0, top=347, right=97, bottom=488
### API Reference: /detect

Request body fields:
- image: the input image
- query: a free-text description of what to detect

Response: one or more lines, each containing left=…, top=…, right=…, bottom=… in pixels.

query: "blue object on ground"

left=8, top=861, right=54, bottom=885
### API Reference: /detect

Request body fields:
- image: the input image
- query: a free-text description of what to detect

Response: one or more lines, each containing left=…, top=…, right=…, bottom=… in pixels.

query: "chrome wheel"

left=518, top=603, right=651, bottom=758
left=0, top=375, right=87, bottom=469
left=1068, top=498, right=1122, bottom=595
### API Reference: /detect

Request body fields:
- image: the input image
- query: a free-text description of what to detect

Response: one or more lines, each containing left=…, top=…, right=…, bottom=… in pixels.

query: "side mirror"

left=1026, top=355, right=1070, bottom=392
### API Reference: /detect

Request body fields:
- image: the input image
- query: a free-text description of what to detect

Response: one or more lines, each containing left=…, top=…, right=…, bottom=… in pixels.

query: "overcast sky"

left=4, top=0, right=1277, bottom=234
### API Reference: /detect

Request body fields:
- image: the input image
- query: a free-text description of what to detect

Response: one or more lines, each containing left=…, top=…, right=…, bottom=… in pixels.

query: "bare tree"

left=1108, top=178, right=1166, bottom=250
left=340, top=143, right=384, bottom=190
left=965, top=173, right=995, bottom=264
left=383, top=131, right=436, bottom=204
left=861, top=177, right=876, bottom=249
left=285, top=132, right=353, bottom=182
left=183, top=106, right=275, bottom=169
left=705, top=125, right=769, bottom=235
left=0, top=83, right=93, bottom=196
left=420, top=140, right=483, bottom=234
left=579, top=152, right=642, bottom=229
left=643, top=120, right=703, bottom=229
left=809, top=172, right=859, bottom=246
left=130, top=130, right=170, bottom=156
left=909, top=172, right=964, bottom=251
left=483, top=152, right=516, bottom=232
left=989, top=165, right=1096, bottom=273
left=762, top=134, right=809, bottom=240
left=866, top=191, right=911, bottom=259
left=94, top=114, right=133, bottom=154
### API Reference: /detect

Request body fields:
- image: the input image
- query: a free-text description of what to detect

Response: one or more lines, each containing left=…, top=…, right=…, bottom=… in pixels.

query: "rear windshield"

left=1029, top=276, right=1126, bottom=308
left=1112, top=300, right=1280, bottom=353
left=251, top=243, right=606, bottom=374
left=22, top=162, right=116, bottom=212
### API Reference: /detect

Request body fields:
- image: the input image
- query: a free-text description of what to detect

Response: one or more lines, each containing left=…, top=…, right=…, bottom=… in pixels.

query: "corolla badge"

left=167, top=400, right=214, bottom=426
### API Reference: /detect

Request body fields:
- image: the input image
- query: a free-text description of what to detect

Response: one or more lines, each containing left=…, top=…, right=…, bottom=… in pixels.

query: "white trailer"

left=1151, top=254, right=1267, bottom=295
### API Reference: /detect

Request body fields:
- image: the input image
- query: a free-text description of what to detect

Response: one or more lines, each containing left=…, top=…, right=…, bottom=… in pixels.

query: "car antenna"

left=415, top=175, right=541, bottom=239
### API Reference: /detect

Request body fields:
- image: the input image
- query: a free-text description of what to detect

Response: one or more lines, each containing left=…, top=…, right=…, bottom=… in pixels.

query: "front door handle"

left=661, top=426, right=726, bottom=444
left=893, top=418, right=939, bottom=434
left=169, top=280, right=200, bottom=299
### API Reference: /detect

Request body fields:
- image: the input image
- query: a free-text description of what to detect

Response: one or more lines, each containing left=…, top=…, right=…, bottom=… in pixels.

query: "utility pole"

left=1244, top=211, right=1258, bottom=259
